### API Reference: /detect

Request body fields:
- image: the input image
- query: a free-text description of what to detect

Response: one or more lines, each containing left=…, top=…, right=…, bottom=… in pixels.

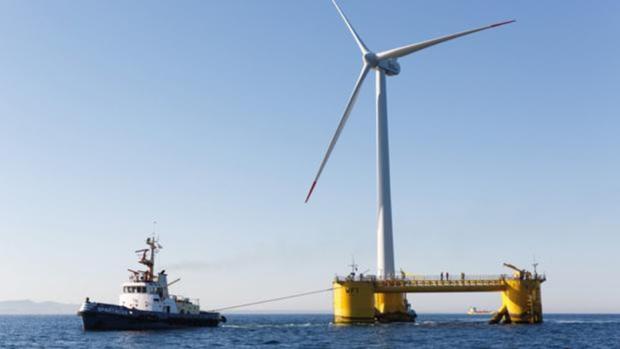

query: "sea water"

left=0, top=314, right=618, bottom=348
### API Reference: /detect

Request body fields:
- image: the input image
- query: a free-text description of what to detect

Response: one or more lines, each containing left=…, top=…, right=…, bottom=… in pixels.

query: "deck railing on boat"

left=171, top=295, right=200, bottom=305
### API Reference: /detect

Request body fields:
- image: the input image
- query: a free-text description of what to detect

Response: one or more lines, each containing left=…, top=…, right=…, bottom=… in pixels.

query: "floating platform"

left=333, top=264, right=545, bottom=324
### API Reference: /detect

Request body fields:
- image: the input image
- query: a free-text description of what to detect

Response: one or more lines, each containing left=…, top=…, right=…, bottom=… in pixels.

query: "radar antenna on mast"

left=132, top=235, right=163, bottom=282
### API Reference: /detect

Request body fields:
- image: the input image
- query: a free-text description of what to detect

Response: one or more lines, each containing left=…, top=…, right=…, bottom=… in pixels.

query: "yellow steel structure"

left=374, top=293, right=412, bottom=322
left=333, top=264, right=545, bottom=324
left=332, top=280, right=375, bottom=323
left=488, top=278, right=543, bottom=323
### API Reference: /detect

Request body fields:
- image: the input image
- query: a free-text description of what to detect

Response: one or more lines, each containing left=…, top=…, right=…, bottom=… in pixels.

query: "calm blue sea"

left=0, top=314, right=618, bottom=348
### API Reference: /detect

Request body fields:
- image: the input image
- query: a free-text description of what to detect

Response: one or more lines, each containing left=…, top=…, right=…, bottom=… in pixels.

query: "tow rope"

left=208, top=287, right=338, bottom=312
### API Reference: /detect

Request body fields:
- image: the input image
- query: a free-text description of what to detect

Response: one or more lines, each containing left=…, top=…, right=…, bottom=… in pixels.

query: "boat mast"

left=136, top=237, right=160, bottom=282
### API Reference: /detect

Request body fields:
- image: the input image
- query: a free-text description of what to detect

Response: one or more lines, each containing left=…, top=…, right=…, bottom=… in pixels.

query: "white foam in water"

left=551, top=319, right=620, bottom=324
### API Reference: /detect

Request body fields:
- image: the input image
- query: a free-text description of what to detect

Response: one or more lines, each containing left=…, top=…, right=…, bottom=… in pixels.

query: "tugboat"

left=78, top=237, right=226, bottom=330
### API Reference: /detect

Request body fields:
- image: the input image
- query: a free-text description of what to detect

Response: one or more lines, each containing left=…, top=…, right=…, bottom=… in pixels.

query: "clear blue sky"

left=0, top=1, right=618, bottom=313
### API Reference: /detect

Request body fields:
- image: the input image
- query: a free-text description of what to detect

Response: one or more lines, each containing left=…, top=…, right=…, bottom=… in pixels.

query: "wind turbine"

left=305, top=0, right=515, bottom=279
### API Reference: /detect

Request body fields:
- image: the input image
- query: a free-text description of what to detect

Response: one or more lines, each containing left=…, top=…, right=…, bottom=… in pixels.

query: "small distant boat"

left=467, top=307, right=495, bottom=315
left=78, top=236, right=226, bottom=330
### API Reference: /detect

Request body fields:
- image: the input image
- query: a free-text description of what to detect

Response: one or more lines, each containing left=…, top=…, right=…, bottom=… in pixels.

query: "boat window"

left=141, top=287, right=147, bottom=293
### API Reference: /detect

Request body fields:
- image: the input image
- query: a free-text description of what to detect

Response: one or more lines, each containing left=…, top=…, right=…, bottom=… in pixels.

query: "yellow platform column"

left=501, top=278, right=543, bottom=324
left=332, top=280, right=376, bottom=324
left=374, top=292, right=414, bottom=322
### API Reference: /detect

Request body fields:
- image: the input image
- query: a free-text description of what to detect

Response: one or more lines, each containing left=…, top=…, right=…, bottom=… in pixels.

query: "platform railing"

left=335, top=274, right=515, bottom=283
left=334, top=272, right=545, bottom=284
left=402, top=274, right=508, bottom=281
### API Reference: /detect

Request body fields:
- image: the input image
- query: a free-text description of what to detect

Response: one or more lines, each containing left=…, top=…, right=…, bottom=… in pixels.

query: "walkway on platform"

left=335, top=274, right=546, bottom=293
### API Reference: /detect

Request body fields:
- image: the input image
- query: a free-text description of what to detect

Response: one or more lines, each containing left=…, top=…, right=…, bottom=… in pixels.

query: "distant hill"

left=0, top=300, right=79, bottom=315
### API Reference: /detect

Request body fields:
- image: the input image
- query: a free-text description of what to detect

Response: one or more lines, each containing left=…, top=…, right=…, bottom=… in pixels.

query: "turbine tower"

left=306, top=0, right=514, bottom=279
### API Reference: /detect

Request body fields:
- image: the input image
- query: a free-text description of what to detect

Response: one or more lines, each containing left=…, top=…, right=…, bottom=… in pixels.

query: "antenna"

left=348, top=255, right=358, bottom=275
left=532, top=254, right=539, bottom=275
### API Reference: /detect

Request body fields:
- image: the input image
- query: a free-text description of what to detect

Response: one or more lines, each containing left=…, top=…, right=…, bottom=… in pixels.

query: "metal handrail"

left=171, top=295, right=200, bottom=305
left=401, top=274, right=509, bottom=281
left=334, top=272, right=546, bottom=283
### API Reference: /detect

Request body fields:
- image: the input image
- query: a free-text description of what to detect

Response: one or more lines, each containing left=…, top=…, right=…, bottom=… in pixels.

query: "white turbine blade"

left=331, top=0, right=369, bottom=53
left=376, top=20, right=515, bottom=61
left=305, top=64, right=371, bottom=203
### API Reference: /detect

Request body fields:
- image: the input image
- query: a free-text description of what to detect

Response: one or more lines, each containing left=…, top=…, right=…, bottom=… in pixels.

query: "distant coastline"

left=0, top=300, right=79, bottom=315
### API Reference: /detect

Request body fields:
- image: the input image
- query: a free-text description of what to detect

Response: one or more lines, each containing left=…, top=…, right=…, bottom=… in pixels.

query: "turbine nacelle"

left=364, top=52, right=400, bottom=76
left=377, top=58, right=401, bottom=76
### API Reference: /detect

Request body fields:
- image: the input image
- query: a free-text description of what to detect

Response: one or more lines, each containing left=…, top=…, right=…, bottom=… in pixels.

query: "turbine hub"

left=377, top=58, right=400, bottom=76
left=363, top=52, right=379, bottom=67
